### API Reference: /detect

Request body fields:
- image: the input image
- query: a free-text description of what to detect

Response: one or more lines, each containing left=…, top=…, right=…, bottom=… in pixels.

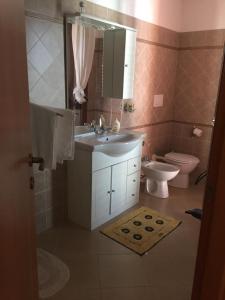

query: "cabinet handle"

left=134, top=164, right=137, bottom=167
left=132, top=194, right=135, bottom=197
left=133, top=179, right=136, bottom=182
left=107, top=191, right=111, bottom=194
left=112, top=189, right=115, bottom=192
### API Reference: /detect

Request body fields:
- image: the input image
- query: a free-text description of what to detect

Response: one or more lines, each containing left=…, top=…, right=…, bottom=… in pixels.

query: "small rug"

left=37, top=248, right=70, bottom=298
left=101, top=207, right=182, bottom=255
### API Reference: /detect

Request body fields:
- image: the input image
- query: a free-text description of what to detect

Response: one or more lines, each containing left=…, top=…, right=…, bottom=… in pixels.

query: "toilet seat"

left=164, top=152, right=200, bottom=188
left=165, top=152, right=200, bottom=164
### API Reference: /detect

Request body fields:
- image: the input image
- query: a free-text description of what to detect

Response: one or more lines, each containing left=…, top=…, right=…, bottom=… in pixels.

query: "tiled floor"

left=38, top=184, right=204, bottom=300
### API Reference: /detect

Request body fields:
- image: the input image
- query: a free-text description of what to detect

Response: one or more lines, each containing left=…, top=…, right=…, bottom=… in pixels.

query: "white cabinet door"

left=103, top=29, right=136, bottom=99
left=122, top=29, right=136, bottom=99
left=92, top=167, right=111, bottom=227
left=111, top=161, right=127, bottom=214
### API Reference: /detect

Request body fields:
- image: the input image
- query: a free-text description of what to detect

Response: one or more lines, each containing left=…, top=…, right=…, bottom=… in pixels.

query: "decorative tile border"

left=137, top=38, right=178, bottom=51
left=179, top=46, right=224, bottom=51
left=172, top=120, right=213, bottom=128
left=124, top=120, right=213, bottom=131
left=87, top=109, right=213, bottom=130
left=25, top=10, right=63, bottom=24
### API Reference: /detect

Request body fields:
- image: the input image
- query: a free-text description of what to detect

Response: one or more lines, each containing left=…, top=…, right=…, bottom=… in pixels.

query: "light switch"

left=153, top=94, right=164, bottom=107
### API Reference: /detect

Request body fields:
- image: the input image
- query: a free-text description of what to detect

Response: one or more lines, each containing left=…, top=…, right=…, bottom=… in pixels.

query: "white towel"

left=47, top=106, right=75, bottom=168
left=30, top=103, right=75, bottom=170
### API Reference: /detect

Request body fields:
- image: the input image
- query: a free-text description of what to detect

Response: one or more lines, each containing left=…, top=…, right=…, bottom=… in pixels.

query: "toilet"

left=142, top=161, right=180, bottom=198
left=164, top=152, right=200, bottom=188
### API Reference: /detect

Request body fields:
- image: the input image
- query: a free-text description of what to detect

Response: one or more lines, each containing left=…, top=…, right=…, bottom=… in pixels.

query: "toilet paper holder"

left=192, top=126, right=203, bottom=137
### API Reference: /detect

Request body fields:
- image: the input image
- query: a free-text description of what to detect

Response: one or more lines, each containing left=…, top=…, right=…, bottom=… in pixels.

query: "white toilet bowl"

left=164, top=152, right=200, bottom=188
left=142, top=161, right=180, bottom=198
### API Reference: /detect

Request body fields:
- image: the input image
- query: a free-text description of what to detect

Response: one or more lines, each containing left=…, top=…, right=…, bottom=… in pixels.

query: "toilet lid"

left=165, top=152, right=200, bottom=164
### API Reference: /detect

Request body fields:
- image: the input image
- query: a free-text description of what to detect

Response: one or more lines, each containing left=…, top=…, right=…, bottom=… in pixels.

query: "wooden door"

left=0, top=1, right=38, bottom=300
left=191, top=51, right=225, bottom=299
left=111, top=162, right=127, bottom=214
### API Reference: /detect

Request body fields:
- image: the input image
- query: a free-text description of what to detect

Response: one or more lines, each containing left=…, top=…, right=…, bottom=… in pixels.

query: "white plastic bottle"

left=99, top=114, right=106, bottom=128
left=112, top=118, right=120, bottom=133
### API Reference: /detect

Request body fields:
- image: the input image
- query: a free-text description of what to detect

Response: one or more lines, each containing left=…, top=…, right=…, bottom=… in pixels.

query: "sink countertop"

left=74, top=129, right=146, bottom=153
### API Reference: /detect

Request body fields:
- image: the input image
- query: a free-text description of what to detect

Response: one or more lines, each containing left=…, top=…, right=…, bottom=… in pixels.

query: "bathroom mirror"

left=64, top=14, right=136, bottom=116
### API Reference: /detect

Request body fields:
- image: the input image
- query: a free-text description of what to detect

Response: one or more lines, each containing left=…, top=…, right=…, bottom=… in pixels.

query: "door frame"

left=0, top=1, right=38, bottom=299
left=191, top=48, right=225, bottom=300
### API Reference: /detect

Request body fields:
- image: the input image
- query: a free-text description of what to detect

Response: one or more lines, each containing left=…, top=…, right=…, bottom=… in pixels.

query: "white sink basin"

left=75, top=130, right=145, bottom=156
left=97, top=133, right=135, bottom=143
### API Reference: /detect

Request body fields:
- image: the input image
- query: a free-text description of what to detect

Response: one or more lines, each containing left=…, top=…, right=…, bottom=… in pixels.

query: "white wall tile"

left=27, top=62, right=40, bottom=90
left=28, top=40, right=53, bottom=74
left=29, top=77, right=55, bottom=105
left=26, top=16, right=66, bottom=108
left=42, top=58, right=64, bottom=89
left=27, top=17, right=51, bottom=38
left=26, top=23, right=39, bottom=51
left=36, top=213, right=47, bottom=234
left=35, top=192, right=47, bottom=214
left=41, top=23, right=63, bottom=59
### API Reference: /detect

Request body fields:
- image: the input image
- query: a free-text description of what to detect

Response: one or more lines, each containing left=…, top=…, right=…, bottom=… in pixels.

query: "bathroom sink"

left=74, top=129, right=145, bottom=156
left=97, top=133, right=134, bottom=143
left=95, top=133, right=141, bottom=156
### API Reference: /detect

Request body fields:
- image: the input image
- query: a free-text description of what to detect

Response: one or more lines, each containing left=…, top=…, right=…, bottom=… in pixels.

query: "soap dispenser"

left=112, top=118, right=120, bottom=133
left=99, top=114, right=106, bottom=129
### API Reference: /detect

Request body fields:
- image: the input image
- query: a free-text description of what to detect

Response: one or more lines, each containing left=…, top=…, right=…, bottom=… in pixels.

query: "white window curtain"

left=72, top=21, right=96, bottom=104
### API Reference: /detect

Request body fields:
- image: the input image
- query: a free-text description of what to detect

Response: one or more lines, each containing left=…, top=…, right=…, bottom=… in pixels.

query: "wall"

left=181, top=0, right=225, bottom=32
left=26, top=14, right=65, bottom=108
left=88, top=0, right=225, bottom=32
left=172, top=31, right=224, bottom=178
left=25, top=1, right=67, bottom=233
left=33, top=165, right=67, bottom=233
left=87, top=0, right=183, bottom=32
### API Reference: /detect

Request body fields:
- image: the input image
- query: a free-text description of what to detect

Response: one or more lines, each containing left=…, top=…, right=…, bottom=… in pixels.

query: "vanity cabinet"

left=68, top=143, right=142, bottom=230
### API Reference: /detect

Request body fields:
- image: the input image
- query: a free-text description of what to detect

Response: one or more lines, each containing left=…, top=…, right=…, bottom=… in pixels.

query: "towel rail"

left=28, top=154, right=45, bottom=171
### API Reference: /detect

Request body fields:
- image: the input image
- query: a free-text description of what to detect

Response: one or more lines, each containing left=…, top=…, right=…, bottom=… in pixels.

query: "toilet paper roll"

left=193, top=127, right=203, bottom=137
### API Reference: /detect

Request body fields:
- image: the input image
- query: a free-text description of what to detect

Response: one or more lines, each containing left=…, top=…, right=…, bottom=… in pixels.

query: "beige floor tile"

left=48, top=287, right=102, bottom=300
left=92, top=230, right=133, bottom=255
left=145, top=284, right=193, bottom=300
left=101, top=287, right=152, bottom=300
left=62, top=254, right=100, bottom=289
left=99, top=254, right=148, bottom=288
left=142, top=250, right=196, bottom=286
left=38, top=185, right=203, bottom=300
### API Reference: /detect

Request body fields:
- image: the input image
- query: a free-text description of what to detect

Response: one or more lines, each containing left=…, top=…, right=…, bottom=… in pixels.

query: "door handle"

left=28, top=154, right=45, bottom=171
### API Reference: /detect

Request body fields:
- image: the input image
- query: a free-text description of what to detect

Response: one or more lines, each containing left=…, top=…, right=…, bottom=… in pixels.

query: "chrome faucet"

left=94, top=123, right=106, bottom=135
left=85, top=120, right=111, bottom=135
